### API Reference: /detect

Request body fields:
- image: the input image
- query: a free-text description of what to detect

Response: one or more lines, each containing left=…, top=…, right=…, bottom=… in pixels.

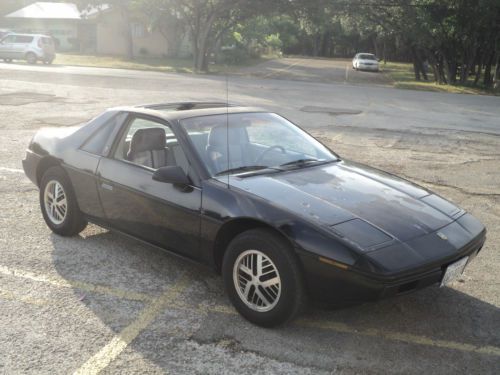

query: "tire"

left=26, top=52, right=37, bottom=64
left=43, top=58, right=54, bottom=65
left=222, top=228, right=306, bottom=327
left=4, top=58, right=12, bottom=63
left=39, top=166, right=87, bottom=236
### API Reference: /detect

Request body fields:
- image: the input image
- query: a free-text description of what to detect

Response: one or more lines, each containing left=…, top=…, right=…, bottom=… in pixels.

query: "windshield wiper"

left=279, top=158, right=323, bottom=167
left=216, top=165, right=273, bottom=176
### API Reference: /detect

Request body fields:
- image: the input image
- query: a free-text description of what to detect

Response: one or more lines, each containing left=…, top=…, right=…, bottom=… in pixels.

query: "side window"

left=2, top=35, right=15, bottom=43
left=14, top=36, right=34, bottom=44
left=81, top=116, right=121, bottom=156
left=114, top=117, right=190, bottom=173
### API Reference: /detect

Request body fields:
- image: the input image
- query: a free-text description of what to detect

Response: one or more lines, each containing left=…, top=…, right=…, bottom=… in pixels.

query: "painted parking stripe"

left=73, top=272, right=191, bottom=375
left=0, top=167, right=24, bottom=173
left=0, top=287, right=53, bottom=307
left=298, top=319, right=500, bottom=357
left=0, top=265, right=154, bottom=302
left=2, top=264, right=499, bottom=358
left=170, top=301, right=500, bottom=358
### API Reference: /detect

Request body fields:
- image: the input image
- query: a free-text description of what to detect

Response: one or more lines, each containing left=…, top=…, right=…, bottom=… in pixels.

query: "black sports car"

left=23, top=102, right=486, bottom=327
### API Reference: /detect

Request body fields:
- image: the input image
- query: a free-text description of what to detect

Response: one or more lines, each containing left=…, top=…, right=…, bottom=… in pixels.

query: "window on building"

left=131, top=22, right=146, bottom=38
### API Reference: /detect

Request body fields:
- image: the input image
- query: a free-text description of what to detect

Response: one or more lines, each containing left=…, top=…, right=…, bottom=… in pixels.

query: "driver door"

left=97, top=115, right=202, bottom=260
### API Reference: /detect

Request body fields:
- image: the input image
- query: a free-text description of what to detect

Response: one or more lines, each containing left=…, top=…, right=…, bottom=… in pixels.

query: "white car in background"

left=0, top=33, right=55, bottom=64
left=352, top=53, right=379, bottom=71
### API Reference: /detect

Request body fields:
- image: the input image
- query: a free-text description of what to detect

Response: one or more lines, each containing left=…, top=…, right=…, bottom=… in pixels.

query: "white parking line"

left=73, top=272, right=191, bottom=375
left=0, top=167, right=24, bottom=173
left=2, top=264, right=499, bottom=361
left=0, top=265, right=154, bottom=302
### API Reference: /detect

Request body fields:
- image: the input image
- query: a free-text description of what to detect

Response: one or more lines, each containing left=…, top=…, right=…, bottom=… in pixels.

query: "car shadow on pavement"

left=50, top=228, right=500, bottom=373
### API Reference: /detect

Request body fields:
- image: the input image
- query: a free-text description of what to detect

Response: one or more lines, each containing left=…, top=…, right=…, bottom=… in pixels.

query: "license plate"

left=440, top=256, right=469, bottom=287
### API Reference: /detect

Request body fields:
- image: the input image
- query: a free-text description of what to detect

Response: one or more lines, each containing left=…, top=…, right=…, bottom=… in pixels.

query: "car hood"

left=224, top=160, right=457, bottom=242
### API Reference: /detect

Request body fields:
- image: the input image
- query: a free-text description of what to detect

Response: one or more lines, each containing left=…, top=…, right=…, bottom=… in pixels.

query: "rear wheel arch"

left=212, top=218, right=297, bottom=273
left=36, top=157, right=62, bottom=186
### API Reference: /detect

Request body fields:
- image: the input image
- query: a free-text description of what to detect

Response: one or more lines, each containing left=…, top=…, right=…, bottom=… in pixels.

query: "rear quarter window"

left=81, top=116, right=122, bottom=156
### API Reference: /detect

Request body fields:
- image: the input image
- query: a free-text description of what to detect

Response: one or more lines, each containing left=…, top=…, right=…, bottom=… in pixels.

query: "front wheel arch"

left=212, top=218, right=296, bottom=274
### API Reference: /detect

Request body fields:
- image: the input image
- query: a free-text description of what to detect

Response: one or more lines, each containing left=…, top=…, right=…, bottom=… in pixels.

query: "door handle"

left=101, top=183, right=113, bottom=191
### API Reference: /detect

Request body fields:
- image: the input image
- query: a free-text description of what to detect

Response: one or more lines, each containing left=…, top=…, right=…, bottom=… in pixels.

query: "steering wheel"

left=255, top=145, right=286, bottom=164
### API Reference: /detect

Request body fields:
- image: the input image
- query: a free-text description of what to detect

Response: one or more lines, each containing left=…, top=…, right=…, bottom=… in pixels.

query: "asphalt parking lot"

left=0, top=62, right=499, bottom=374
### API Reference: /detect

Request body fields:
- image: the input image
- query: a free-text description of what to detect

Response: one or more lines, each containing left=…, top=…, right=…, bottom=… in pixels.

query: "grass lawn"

left=55, top=53, right=194, bottom=73
left=382, top=61, right=499, bottom=96
left=54, top=53, right=268, bottom=75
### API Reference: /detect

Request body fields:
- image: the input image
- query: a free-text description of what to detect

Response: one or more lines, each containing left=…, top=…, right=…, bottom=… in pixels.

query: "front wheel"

left=222, top=229, right=305, bottom=327
left=40, top=166, right=87, bottom=236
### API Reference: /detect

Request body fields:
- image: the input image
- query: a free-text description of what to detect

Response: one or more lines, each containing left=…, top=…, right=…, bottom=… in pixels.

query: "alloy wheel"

left=44, top=180, right=67, bottom=225
left=233, top=249, right=281, bottom=312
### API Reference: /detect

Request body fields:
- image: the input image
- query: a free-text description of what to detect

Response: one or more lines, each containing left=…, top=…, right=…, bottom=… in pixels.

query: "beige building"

left=94, top=6, right=188, bottom=58
left=3, top=2, right=191, bottom=58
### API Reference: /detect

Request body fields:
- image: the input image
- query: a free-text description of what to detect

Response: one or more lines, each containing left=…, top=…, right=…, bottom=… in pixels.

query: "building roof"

left=5, top=2, right=108, bottom=20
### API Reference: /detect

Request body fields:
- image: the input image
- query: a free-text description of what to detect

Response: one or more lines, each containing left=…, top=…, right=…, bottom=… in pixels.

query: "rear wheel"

left=26, top=52, right=37, bottom=64
left=43, top=58, right=54, bottom=65
left=39, top=166, right=87, bottom=236
left=3, top=58, right=12, bottom=63
left=222, top=229, right=305, bottom=327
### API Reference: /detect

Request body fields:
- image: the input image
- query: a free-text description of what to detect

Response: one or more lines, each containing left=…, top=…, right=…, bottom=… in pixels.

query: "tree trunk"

left=493, top=53, right=500, bottom=89
left=483, top=51, right=494, bottom=87
left=443, top=55, right=457, bottom=84
left=382, top=39, right=386, bottom=63
left=121, top=7, right=134, bottom=60
left=473, top=55, right=482, bottom=86
left=372, top=35, right=379, bottom=57
left=459, top=46, right=476, bottom=84
left=438, top=55, right=447, bottom=84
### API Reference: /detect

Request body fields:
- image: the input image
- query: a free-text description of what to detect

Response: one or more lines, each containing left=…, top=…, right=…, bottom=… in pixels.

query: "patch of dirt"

left=301, top=106, right=362, bottom=116
left=0, top=92, right=59, bottom=106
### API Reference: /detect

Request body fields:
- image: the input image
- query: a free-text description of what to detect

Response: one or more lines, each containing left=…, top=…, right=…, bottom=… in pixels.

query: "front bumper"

left=358, top=64, right=379, bottom=71
left=300, top=219, right=486, bottom=306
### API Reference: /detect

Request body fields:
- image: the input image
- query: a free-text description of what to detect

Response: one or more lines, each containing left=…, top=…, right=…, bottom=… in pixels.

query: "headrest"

left=207, top=124, right=248, bottom=147
left=130, top=128, right=166, bottom=153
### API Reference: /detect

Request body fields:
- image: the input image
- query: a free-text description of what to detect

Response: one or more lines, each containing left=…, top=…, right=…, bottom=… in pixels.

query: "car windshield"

left=359, top=54, right=376, bottom=60
left=181, top=112, right=338, bottom=176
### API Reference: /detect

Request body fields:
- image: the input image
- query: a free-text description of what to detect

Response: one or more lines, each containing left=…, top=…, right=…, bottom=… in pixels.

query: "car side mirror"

left=152, top=166, right=190, bottom=185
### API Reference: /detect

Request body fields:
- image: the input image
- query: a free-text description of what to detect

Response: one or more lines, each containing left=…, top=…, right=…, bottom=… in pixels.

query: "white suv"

left=0, top=33, right=55, bottom=64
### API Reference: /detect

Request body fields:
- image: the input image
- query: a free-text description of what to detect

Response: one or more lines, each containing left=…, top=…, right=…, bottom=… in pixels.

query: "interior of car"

left=115, top=119, right=190, bottom=174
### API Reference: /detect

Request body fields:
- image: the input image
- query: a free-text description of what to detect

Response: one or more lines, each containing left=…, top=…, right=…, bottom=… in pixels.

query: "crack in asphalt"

left=413, top=178, right=500, bottom=198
